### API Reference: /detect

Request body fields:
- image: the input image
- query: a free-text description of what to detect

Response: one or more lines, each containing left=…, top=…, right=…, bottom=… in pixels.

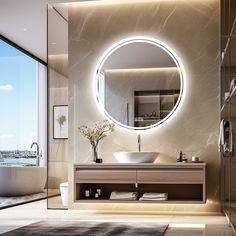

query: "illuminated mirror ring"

left=94, top=36, right=186, bottom=130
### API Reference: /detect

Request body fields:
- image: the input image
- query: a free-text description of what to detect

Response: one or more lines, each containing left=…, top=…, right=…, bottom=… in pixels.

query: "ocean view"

left=0, top=150, right=37, bottom=166
left=0, top=158, right=36, bottom=166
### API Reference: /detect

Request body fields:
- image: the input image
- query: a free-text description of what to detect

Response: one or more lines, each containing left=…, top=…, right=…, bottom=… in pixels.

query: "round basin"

left=113, top=151, right=159, bottom=163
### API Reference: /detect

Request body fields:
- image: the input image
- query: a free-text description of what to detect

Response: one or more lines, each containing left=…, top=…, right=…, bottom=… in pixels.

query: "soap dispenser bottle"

left=177, top=151, right=182, bottom=162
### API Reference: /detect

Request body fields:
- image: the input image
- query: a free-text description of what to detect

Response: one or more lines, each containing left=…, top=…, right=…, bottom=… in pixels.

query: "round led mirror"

left=95, top=37, right=185, bottom=130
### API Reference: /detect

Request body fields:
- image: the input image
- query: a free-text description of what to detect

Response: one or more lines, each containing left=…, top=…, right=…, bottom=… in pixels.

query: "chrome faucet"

left=138, top=134, right=141, bottom=152
left=30, top=142, right=41, bottom=166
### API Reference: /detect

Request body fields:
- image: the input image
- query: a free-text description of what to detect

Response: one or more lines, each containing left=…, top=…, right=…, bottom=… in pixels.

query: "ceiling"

left=0, top=0, right=77, bottom=63
left=1, top=1, right=231, bottom=67
left=0, top=0, right=181, bottom=65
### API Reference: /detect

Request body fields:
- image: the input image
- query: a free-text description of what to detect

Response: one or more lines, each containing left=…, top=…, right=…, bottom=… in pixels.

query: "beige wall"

left=68, top=0, right=220, bottom=213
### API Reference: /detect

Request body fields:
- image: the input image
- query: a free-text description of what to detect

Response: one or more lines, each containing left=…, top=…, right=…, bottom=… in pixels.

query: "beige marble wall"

left=68, top=0, right=220, bottom=213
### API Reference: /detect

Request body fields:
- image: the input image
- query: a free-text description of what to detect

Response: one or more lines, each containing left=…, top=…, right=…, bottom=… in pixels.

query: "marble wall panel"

left=68, top=0, right=220, bottom=213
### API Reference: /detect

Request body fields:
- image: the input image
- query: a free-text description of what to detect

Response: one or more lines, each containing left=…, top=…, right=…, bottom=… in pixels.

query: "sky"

left=0, top=39, right=37, bottom=151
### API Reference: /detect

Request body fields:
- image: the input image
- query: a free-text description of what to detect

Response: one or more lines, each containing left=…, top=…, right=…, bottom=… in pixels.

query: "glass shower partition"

left=47, top=3, right=69, bottom=209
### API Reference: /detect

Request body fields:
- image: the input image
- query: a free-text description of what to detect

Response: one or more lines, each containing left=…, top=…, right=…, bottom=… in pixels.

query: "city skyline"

left=0, top=150, right=36, bottom=158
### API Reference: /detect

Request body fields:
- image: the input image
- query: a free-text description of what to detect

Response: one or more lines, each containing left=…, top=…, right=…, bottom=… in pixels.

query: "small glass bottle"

left=177, top=151, right=182, bottom=162
left=96, top=188, right=101, bottom=197
left=85, top=189, right=91, bottom=198
left=182, top=154, right=188, bottom=163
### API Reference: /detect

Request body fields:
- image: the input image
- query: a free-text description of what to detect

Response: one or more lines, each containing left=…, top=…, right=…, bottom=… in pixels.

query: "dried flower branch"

left=78, top=120, right=115, bottom=149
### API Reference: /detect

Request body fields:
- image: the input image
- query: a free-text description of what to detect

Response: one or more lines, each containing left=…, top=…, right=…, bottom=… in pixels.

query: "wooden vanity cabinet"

left=74, top=163, right=206, bottom=204
left=137, top=168, right=204, bottom=184
left=75, top=169, right=136, bottom=183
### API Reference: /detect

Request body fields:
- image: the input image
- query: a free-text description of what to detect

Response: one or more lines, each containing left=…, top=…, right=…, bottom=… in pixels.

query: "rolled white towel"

left=110, top=191, right=137, bottom=200
left=142, top=192, right=168, bottom=199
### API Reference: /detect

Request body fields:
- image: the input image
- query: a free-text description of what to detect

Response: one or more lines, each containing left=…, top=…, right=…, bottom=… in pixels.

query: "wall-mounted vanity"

left=74, top=163, right=206, bottom=204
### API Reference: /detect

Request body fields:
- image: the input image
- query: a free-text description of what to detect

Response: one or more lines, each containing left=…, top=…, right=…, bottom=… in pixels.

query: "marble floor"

left=0, top=199, right=235, bottom=236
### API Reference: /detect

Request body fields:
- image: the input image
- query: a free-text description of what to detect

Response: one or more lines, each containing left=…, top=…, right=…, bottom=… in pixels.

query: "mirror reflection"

left=96, top=38, right=183, bottom=129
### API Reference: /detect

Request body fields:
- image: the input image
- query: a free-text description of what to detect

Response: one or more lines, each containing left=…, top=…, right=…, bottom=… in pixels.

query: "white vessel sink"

left=114, top=151, right=159, bottom=163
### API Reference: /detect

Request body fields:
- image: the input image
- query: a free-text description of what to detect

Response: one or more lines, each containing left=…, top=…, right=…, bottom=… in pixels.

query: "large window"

left=0, top=38, right=47, bottom=166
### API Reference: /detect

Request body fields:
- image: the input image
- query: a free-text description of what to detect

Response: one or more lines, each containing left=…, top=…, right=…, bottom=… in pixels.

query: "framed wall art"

left=53, top=105, right=68, bottom=139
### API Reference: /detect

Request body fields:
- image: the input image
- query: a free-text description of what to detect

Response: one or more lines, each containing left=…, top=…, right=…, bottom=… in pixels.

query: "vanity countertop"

left=74, top=162, right=206, bottom=169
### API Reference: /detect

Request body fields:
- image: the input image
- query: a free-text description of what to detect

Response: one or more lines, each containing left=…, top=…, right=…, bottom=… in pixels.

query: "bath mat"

left=1, top=221, right=168, bottom=236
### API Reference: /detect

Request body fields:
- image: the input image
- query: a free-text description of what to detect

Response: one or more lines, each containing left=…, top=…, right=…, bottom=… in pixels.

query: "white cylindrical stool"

left=60, top=182, right=68, bottom=207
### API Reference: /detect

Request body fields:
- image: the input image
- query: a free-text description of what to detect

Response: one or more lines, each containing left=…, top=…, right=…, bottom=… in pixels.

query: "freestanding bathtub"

left=0, top=166, right=47, bottom=196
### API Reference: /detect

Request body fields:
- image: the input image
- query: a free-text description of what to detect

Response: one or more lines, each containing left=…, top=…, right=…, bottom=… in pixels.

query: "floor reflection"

left=166, top=224, right=235, bottom=236
left=47, top=195, right=67, bottom=209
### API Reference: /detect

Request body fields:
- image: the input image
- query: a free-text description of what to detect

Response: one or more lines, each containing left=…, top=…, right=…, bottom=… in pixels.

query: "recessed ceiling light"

left=23, top=28, right=28, bottom=32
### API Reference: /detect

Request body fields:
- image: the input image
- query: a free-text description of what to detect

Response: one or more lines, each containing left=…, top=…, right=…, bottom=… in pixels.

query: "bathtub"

left=0, top=166, right=47, bottom=196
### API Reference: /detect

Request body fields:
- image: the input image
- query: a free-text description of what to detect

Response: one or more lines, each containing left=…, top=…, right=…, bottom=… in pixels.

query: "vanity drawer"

left=75, top=169, right=136, bottom=183
left=137, top=169, right=204, bottom=184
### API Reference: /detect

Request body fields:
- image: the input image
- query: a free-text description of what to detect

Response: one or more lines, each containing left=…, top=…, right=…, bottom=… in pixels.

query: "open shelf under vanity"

left=74, top=163, right=206, bottom=204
